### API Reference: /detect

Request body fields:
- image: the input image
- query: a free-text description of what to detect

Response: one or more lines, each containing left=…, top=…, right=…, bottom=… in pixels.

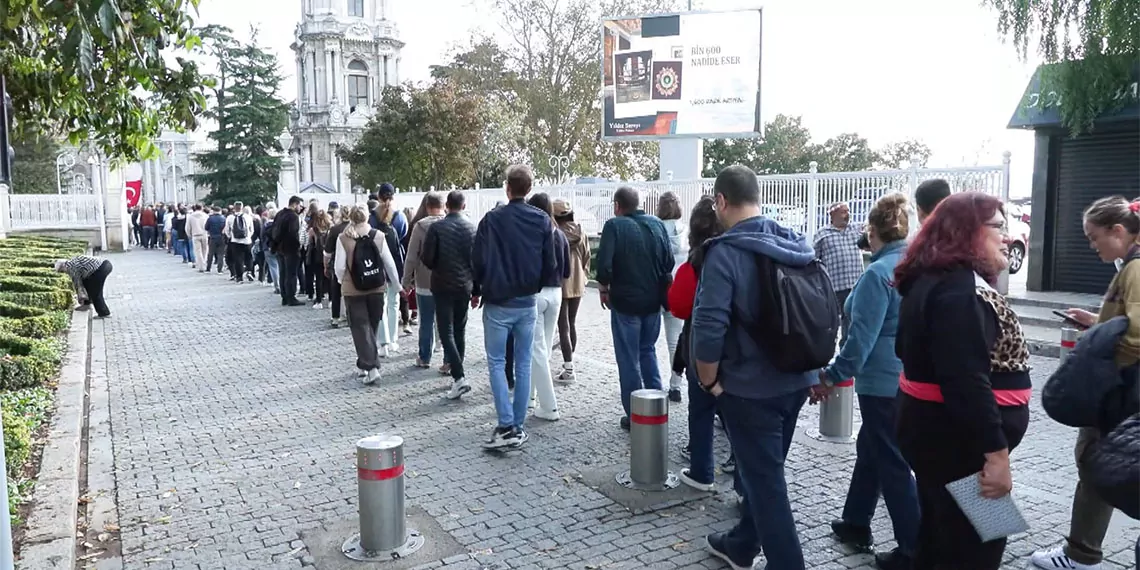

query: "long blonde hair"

left=344, top=205, right=371, bottom=239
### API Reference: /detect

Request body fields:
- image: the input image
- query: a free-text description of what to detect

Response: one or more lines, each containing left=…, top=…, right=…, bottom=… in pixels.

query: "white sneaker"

left=378, top=345, right=390, bottom=359
left=679, top=468, right=715, bottom=492
left=389, top=342, right=400, bottom=353
left=313, top=302, right=323, bottom=310
left=1031, top=547, right=1101, bottom=570
left=362, top=368, right=381, bottom=385
left=555, top=365, right=575, bottom=384
left=534, top=408, right=560, bottom=421
left=445, top=378, right=472, bottom=400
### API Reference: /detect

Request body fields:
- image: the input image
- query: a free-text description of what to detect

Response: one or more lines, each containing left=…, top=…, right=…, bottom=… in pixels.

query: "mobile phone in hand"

left=1052, top=309, right=1090, bottom=330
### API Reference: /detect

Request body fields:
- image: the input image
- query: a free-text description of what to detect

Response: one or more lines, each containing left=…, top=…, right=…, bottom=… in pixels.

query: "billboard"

left=601, top=9, right=762, bottom=140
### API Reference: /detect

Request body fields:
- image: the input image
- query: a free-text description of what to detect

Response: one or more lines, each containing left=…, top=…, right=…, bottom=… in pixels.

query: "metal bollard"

left=816, top=378, right=856, bottom=443
left=342, top=434, right=425, bottom=561
left=616, top=389, right=679, bottom=490
left=1060, top=327, right=1078, bottom=362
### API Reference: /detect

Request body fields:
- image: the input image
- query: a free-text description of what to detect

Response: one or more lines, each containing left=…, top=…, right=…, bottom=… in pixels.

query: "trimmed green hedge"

left=0, top=312, right=68, bottom=339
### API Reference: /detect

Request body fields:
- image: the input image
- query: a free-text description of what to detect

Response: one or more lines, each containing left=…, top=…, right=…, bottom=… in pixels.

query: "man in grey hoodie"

left=692, top=165, right=818, bottom=570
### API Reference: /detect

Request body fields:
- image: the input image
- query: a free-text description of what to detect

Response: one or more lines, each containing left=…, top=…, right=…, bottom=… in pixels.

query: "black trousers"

left=228, top=243, right=249, bottom=282
left=207, top=237, right=226, bottom=272
left=81, top=260, right=113, bottom=317
left=330, top=279, right=343, bottom=319
left=279, top=251, right=301, bottom=302
left=897, top=394, right=1029, bottom=569
left=434, top=292, right=469, bottom=381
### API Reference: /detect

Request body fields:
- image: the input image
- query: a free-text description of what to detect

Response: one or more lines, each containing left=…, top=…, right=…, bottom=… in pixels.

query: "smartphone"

left=1052, top=309, right=1090, bottom=330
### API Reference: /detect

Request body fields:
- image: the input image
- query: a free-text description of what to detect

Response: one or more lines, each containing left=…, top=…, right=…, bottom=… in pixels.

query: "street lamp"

left=548, top=155, right=571, bottom=183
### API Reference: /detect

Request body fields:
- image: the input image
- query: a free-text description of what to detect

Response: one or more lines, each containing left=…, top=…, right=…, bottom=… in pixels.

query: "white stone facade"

left=288, top=0, right=403, bottom=195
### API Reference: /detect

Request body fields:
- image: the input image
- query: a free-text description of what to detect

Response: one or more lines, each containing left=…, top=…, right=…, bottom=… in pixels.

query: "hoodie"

left=691, top=216, right=818, bottom=399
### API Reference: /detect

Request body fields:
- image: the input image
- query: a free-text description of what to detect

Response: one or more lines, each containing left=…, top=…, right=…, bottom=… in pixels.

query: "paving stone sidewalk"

left=99, top=250, right=1138, bottom=570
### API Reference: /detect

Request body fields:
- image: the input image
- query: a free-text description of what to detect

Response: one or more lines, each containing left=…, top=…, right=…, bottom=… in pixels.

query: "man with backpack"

left=692, top=164, right=839, bottom=570
left=224, top=202, right=255, bottom=283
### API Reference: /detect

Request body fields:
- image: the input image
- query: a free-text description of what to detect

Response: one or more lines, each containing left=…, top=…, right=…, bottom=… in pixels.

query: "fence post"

left=805, top=161, right=820, bottom=240
left=0, top=182, right=9, bottom=239
left=1060, top=328, right=1078, bottom=362
left=907, top=155, right=922, bottom=198
left=616, top=389, right=678, bottom=490
left=342, top=434, right=425, bottom=561
left=1000, top=151, right=1012, bottom=201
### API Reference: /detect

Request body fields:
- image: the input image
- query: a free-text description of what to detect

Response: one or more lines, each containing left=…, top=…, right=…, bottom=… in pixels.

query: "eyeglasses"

left=984, top=221, right=1008, bottom=235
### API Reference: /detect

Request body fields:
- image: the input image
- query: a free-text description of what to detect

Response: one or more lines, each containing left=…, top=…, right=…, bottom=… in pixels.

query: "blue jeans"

left=179, top=238, right=194, bottom=263
left=416, top=293, right=437, bottom=364
left=687, top=376, right=717, bottom=485
left=719, top=390, right=809, bottom=569
left=610, top=311, right=662, bottom=416
left=842, top=395, right=920, bottom=555
left=483, top=301, right=537, bottom=429
left=266, top=253, right=279, bottom=287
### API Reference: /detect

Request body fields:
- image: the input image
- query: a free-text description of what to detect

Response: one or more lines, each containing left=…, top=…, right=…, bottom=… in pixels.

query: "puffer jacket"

left=1043, top=316, right=1140, bottom=431
left=1086, top=413, right=1140, bottom=520
left=422, top=212, right=478, bottom=296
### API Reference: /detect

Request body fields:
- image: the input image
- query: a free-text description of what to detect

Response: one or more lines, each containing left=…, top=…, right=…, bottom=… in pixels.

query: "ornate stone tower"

left=289, top=0, right=403, bottom=193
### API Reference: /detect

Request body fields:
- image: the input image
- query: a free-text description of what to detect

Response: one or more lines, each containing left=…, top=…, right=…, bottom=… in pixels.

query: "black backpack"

left=351, top=230, right=386, bottom=290
left=747, top=255, right=840, bottom=373
left=232, top=215, right=248, bottom=239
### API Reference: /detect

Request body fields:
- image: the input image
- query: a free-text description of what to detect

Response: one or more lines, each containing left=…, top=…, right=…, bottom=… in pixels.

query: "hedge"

left=0, top=313, right=68, bottom=339
left=0, top=290, right=72, bottom=312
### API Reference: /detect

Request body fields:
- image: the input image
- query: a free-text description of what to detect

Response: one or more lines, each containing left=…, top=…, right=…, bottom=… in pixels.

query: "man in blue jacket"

left=691, top=165, right=818, bottom=570
left=472, top=165, right=557, bottom=450
left=595, top=186, right=673, bottom=430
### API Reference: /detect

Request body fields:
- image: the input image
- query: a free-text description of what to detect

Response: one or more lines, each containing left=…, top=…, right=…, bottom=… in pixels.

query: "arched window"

left=347, top=60, right=370, bottom=111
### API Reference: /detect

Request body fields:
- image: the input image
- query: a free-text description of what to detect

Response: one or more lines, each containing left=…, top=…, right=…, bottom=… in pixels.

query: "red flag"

left=125, top=180, right=142, bottom=208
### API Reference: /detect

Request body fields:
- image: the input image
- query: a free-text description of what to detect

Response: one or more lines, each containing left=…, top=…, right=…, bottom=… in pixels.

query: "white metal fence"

left=8, top=194, right=104, bottom=229
left=392, top=155, right=1011, bottom=240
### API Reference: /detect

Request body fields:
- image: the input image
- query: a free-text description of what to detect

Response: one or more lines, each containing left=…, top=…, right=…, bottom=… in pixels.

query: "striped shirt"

left=62, top=255, right=104, bottom=292
left=814, top=224, right=865, bottom=291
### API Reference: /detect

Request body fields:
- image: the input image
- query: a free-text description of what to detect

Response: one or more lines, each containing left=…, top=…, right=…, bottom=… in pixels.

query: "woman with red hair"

left=894, top=192, right=1031, bottom=568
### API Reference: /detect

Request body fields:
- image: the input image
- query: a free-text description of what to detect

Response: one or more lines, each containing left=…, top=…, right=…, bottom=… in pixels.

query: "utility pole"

left=0, top=75, right=17, bottom=570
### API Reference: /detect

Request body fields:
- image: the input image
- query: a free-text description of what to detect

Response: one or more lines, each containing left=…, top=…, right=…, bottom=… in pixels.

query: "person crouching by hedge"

left=55, top=255, right=113, bottom=318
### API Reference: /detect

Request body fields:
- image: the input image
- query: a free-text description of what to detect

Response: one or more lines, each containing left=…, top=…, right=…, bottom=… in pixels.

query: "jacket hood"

left=710, top=216, right=815, bottom=267
left=560, top=221, right=584, bottom=247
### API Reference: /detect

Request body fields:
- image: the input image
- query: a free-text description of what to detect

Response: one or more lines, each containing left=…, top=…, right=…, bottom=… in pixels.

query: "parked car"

left=1007, top=215, right=1030, bottom=274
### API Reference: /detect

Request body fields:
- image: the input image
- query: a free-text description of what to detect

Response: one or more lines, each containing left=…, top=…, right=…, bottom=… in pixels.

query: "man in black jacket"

left=423, top=191, right=478, bottom=401
left=273, top=196, right=305, bottom=306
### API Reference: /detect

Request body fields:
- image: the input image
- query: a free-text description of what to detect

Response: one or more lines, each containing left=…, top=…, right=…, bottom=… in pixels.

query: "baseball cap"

left=552, top=198, right=572, bottom=217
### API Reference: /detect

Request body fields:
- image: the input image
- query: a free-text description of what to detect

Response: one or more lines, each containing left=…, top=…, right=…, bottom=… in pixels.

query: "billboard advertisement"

left=601, top=9, right=762, bottom=140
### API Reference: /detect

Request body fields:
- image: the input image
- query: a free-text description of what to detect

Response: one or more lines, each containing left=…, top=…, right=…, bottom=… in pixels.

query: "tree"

left=192, top=31, right=289, bottom=205
left=340, top=81, right=486, bottom=190
left=0, top=0, right=209, bottom=161
left=986, top=0, right=1139, bottom=133
left=876, top=139, right=933, bottom=169
left=812, top=133, right=878, bottom=173
left=10, top=127, right=60, bottom=194
left=702, top=114, right=815, bottom=176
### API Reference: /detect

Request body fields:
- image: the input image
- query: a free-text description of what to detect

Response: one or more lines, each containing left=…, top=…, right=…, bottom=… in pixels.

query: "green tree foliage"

left=986, top=0, right=1139, bottom=133
left=0, top=0, right=209, bottom=161
left=703, top=115, right=933, bottom=176
left=10, top=127, right=59, bottom=195
left=192, top=30, right=289, bottom=205
left=341, top=81, right=486, bottom=190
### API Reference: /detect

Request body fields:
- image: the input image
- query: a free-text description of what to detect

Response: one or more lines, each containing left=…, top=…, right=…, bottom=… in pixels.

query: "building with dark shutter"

left=1010, top=62, right=1140, bottom=294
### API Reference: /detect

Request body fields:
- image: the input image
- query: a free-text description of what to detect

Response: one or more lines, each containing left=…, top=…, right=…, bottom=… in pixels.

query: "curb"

left=19, top=309, right=91, bottom=569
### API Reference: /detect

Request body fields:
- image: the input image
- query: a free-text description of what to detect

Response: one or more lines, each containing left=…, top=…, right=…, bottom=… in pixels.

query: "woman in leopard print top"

left=893, top=192, right=1030, bottom=569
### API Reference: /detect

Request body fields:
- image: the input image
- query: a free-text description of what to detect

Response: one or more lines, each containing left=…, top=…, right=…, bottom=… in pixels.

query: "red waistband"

left=898, top=373, right=1031, bottom=406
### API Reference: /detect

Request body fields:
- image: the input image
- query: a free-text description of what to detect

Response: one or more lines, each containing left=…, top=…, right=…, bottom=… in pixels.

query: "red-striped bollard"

left=1060, top=328, right=1078, bottom=362
left=342, top=434, right=425, bottom=561
left=616, top=389, right=678, bottom=490
left=818, top=378, right=856, bottom=443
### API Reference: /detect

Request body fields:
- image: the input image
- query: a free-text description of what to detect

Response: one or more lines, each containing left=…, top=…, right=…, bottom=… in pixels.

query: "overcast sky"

left=191, top=0, right=1041, bottom=196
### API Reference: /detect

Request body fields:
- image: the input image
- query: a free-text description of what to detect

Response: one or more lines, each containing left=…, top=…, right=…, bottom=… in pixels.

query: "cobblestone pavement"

left=101, top=250, right=1138, bottom=570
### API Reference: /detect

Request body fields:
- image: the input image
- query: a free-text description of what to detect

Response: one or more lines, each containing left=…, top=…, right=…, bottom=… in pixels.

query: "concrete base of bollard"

left=302, top=506, right=465, bottom=570
left=579, top=463, right=713, bottom=514
left=342, top=528, right=425, bottom=562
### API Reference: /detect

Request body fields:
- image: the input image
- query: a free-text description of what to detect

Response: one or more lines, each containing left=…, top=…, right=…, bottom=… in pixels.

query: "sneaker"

left=874, top=548, right=913, bottom=570
left=439, top=363, right=451, bottom=376
left=830, top=520, right=873, bottom=550
left=378, top=345, right=390, bottom=359
left=362, top=368, right=380, bottom=385
left=1031, top=547, right=1102, bottom=570
left=555, top=364, right=574, bottom=384
left=704, top=533, right=753, bottom=570
left=619, top=416, right=630, bottom=431
left=668, top=389, right=682, bottom=403
left=329, top=318, right=340, bottom=329
left=720, top=455, right=736, bottom=474
left=313, top=302, right=323, bottom=310
left=414, top=357, right=430, bottom=369
left=679, top=468, right=715, bottom=492
left=514, top=428, right=529, bottom=445
left=389, top=342, right=400, bottom=353
left=680, top=444, right=691, bottom=460
left=482, top=426, right=522, bottom=450
left=445, top=378, right=471, bottom=400
left=534, top=408, right=560, bottom=421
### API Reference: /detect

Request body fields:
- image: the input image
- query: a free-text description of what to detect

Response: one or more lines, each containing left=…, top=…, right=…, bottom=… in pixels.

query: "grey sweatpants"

left=345, top=293, right=384, bottom=371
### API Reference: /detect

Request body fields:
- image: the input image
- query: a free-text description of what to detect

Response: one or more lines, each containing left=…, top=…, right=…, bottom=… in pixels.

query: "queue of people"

left=130, top=165, right=1137, bottom=570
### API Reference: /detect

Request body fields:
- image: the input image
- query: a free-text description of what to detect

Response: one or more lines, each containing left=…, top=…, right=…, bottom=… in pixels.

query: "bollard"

left=342, top=434, right=425, bottom=561
left=616, top=389, right=678, bottom=490
left=1060, top=327, right=1078, bottom=362
left=817, top=378, right=856, bottom=443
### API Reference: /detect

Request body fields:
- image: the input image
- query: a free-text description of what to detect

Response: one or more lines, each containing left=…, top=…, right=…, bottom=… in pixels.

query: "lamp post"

left=548, top=155, right=571, bottom=183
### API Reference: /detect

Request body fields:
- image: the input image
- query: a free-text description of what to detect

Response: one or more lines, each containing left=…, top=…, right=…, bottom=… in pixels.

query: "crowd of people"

left=119, top=165, right=1139, bottom=570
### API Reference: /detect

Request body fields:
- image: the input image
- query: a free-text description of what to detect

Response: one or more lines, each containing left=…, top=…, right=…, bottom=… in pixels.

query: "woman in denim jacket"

left=822, top=193, right=920, bottom=570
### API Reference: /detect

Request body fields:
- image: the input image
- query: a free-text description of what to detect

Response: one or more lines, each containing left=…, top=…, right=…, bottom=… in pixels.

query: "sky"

left=191, top=0, right=1042, bottom=196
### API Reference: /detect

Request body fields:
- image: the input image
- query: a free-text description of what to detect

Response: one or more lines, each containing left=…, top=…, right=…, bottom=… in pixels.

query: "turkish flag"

left=125, top=180, right=142, bottom=208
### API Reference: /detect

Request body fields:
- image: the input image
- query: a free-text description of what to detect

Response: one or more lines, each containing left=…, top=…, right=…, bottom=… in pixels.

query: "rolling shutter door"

left=1052, top=127, right=1140, bottom=294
